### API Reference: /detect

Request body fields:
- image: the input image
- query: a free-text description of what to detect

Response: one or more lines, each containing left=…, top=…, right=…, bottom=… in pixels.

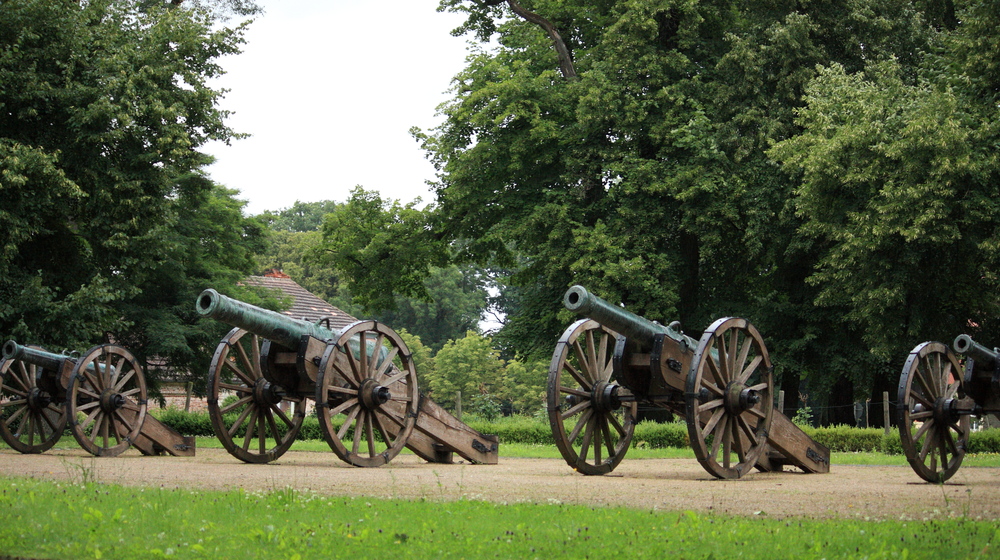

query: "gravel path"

left=3, top=448, right=999, bottom=520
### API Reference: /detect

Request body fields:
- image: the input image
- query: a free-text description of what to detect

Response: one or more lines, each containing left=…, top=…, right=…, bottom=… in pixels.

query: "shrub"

left=808, top=425, right=883, bottom=452
left=632, top=421, right=688, bottom=449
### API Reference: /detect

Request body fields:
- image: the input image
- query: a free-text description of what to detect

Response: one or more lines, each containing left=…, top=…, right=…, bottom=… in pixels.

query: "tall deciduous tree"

left=770, top=3, right=1000, bottom=373
left=0, top=0, right=261, bottom=390
left=421, top=0, right=963, bottom=420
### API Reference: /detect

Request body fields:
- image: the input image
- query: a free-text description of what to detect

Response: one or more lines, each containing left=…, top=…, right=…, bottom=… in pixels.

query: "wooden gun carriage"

left=0, top=340, right=194, bottom=457
left=195, top=289, right=498, bottom=466
left=547, top=286, right=830, bottom=479
left=897, top=335, right=1000, bottom=482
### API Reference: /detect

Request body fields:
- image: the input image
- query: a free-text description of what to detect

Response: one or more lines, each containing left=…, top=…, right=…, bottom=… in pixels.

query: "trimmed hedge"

left=150, top=408, right=1000, bottom=454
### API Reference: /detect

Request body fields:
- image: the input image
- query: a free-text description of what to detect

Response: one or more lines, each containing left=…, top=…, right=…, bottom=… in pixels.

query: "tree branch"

left=492, top=0, right=577, bottom=79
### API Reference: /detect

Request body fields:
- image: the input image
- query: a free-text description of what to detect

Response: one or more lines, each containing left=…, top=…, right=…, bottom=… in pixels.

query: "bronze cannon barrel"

left=563, top=285, right=697, bottom=350
left=195, top=288, right=337, bottom=349
left=953, top=334, right=998, bottom=369
left=2, top=340, right=71, bottom=372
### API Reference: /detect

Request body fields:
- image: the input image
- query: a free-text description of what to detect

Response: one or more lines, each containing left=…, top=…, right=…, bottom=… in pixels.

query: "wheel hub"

left=253, top=378, right=285, bottom=406
left=723, top=383, right=760, bottom=415
left=27, top=388, right=52, bottom=411
left=591, top=381, right=622, bottom=412
left=99, top=390, right=126, bottom=413
left=359, top=378, right=391, bottom=409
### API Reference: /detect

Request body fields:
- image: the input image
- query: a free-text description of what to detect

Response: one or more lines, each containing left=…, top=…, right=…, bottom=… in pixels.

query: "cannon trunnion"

left=549, top=286, right=830, bottom=480
left=195, top=289, right=498, bottom=466
left=0, top=341, right=194, bottom=457
left=897, top=335, right=1000, bottom=482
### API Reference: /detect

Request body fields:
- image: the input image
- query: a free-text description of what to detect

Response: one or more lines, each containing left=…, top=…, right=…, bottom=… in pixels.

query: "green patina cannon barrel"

left=195, top=288, right=337, bottom=349
left=563, top=285, right=698, bottom=350
left=953, top=334, right=998, bottom=368
left=2, top=340, right=70, bottom=372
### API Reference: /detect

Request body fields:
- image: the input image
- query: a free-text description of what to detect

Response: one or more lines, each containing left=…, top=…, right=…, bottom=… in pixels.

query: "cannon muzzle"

left=953, top=334, right=999, bottom=367
left=196, top=288, right=338, bottom=349
left=2, top=340, right=70, bottom=372
left=563, top=285, right=695, bottom=351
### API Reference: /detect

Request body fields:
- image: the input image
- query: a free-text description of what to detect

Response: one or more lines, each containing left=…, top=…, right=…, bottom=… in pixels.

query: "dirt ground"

left=2, top=447, right=999, bottom=520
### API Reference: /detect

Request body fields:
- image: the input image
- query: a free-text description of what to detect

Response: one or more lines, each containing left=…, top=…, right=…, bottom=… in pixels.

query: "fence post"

left=883, top=390, right=891, bottom=434
left=777, top=390, right=785, bottom=416
left=455, top=390, right=462, bottom=421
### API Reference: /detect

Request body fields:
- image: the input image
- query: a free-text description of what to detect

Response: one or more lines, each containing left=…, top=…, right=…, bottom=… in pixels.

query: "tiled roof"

left=243, top=275, right=358, bottom=331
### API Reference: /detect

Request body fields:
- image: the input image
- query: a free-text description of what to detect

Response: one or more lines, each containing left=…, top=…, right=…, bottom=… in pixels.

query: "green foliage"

left=312, top=187, right=449, bottom=313
left=632, top=421, right=690, bottom=450
left=804, top=425, right=884, bottom=453
left=792, top=406, right=815, bottom=428
left=470, top=393, right=502, bottom=421
left=0, top=0, right=260, bottom=391
left=421, top=0, right=1000, bottom=413
left=398, top=329, right=435, bottom=383
left=423, top=330, right=505, bottom=410
left=497, top=357, right=548, bottom=415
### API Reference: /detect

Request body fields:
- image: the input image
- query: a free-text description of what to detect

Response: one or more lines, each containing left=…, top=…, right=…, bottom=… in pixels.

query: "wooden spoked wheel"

left=0, top=347, right=68, bottom=453
left=897, top=342, right=970, bottom=483
left=547, top=319, right=637, bottom=475
left=207, top=328, right=306, bottom=463
left=316, top=321, right=418, bottom=467
left=685, top=317, right=773, bottom=479
left=67, top=345, right=147, bottom=457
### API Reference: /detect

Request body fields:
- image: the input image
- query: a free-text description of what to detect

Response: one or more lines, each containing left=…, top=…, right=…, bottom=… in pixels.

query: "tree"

left=0, top=0, right=259, bottom=391
left=423, top=331, right=505, bottom=411
left=258, top=200, right=343, bottom=233
left=769, top=4, right=1000, bottom=374
left=374, top=265, right=489, bottom=352
left=497, top=357, right=548, bottom=415
left=312, top=187, right=450, bottom=312
left=423, top=0, right=954, bottom=420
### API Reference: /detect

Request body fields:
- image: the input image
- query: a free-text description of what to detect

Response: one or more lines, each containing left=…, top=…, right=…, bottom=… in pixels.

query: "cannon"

left=548, top=286, right=830, bottom=479
left=0, top=340, right=194, bottom=457
left=195, top=289, right=498, bottom=466
left=897, top=334, right=1000, bottom=482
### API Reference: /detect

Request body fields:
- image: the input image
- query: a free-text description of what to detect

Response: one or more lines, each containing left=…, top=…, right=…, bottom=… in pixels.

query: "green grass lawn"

left=4, top=437, right=1000, bottom=558
left=1, top=476, right=997, bottom=560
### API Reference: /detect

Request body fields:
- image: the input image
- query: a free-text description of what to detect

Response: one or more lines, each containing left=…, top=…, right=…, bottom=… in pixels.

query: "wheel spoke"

left=223, top=359, right=256, bottom=387
left=221, top=395, right=253, bottom=415
left=219, top=382, right=251, bottom=394
left=577, top=414, right=596, bottom=465
left=364, top=412, right=377, bottom=458
left=9, top=364, right=32, bottom=392
left=380, top=370, right=409, bottom=388
left=566, top=408, right=592, bottom=444
left=270, top=403, right=296, bottom=429
left=372, top=411, right=393, bottom=450
left=337, top=405, right=362, bottom=440
left=572, top=340, right=596, bottom=386
left=560, top=398, right=592, bottom=421
left=229, top=404, right=255, bottom=439
left=563, top=360, right=592, bottom=392
left=585, top=330, right=600, bottom=383
left=715, top=336, right=731, bottom=384
left=352, top=410, right=366, bottom=455
left=240, top=406, right=260, bottom=451
left=698, top=398, right=724, bottom=414
left=738, top=355, right=763, bottom=385
left=705, top=355, right=726, bottom=391
left=375, top=346, right=400, bottom=381
left=702, top=407, right=726, bottom=438
left=4, top=404, right=29, bottom=426
left=329, top=397, right=359, bottom=417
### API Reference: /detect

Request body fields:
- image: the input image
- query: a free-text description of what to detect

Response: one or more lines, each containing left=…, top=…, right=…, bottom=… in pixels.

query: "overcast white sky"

left=203, top=1, right=472, bottom=216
